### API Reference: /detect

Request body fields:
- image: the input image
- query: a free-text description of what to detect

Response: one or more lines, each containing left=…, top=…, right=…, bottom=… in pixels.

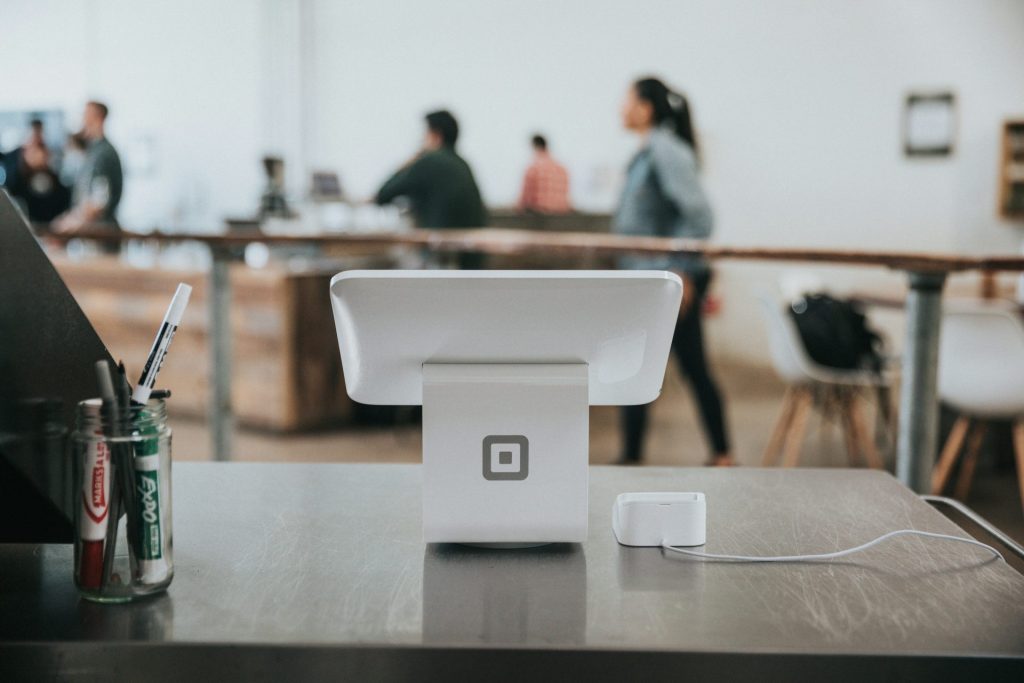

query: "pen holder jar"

left=72, top=398, right=173, bottom=602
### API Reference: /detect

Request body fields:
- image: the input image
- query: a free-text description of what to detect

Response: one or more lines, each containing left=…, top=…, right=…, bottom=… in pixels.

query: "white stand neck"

left=421, top=363, right=589, bottom=544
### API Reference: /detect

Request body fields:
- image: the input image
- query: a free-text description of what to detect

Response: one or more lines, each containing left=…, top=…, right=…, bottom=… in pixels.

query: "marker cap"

left=167, top=283, right=192, bottom=326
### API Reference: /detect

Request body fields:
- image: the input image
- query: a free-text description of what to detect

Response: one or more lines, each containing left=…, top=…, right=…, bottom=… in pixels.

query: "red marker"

left=78, top=436, right=111, bottom=589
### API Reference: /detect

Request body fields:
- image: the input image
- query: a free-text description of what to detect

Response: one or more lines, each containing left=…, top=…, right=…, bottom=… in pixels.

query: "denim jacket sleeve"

left=613, top=128, right=713, bottom=275
left=648, top=130, right=712, bottom=240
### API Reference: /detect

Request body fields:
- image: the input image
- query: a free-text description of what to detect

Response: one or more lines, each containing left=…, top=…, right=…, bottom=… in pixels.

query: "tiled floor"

left=172, top=360, right=1024, bottom=544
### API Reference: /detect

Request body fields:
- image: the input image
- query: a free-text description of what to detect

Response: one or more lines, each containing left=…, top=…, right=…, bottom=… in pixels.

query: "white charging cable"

left=662, top=528, right=1004, bottom=563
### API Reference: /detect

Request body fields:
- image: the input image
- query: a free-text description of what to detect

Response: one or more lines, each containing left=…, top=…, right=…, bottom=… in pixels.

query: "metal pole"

left=896, top=271, right=946, bottom=492
left=208, top=246, right=233, bottom=461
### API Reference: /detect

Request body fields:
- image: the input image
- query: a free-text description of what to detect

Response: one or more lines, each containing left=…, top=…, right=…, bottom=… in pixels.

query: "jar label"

left=82, top=439, right=111, bottom=530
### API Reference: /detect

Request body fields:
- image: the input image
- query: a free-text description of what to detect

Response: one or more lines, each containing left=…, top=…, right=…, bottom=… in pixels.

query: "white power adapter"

left=612, top=492, right=706, bottom=547
left=612, top=491, right=1004, bottom=565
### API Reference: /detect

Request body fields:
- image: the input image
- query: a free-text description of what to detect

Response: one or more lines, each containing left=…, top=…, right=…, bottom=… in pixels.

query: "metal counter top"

left=2, top=464, right=1023, bottom=681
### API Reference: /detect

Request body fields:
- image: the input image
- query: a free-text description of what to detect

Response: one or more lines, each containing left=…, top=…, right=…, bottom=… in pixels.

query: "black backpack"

left=789, top=293, right=883, bottom=372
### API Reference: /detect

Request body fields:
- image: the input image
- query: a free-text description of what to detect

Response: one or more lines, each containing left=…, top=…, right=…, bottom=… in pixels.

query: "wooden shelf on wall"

left=999, top=119, right=1024, bottom=220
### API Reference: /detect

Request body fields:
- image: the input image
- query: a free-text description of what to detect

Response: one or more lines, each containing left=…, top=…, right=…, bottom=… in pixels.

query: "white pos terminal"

left=330, top=270, right=682, bottom=544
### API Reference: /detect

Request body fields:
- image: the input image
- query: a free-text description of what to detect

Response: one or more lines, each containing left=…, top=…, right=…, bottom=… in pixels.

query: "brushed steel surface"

left=2, top=464, right=1023, bottom=680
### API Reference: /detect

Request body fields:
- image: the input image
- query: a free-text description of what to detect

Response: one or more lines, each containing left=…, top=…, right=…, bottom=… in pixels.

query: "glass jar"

left=72, top=398, right=173, bottom=602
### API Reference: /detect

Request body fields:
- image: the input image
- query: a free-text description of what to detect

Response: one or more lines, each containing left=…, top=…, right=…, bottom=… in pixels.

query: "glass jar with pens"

left=73, top=283, right=190, bottom=602
left=73, top=392, right=173, bottom=602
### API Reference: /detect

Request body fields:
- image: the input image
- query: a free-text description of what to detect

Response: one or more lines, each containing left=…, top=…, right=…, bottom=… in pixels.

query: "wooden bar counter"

left=52, top=255, right=350, bottom=431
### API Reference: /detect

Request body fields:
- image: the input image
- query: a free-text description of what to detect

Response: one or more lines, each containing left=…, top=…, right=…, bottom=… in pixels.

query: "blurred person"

left=5, top=142, right=70, bottom=223
left=517, top=134, right=570, bottom=214
left=1, top=119, right=70, bottom=222
left=53, top=101, right=123, bottom=233
left=25, top=118, right=45, bottom=150
left=59, top=132, right=88, bottom=188
left=614, top=77, right=733, bottom=467
left=375, top=109, right=487, bottom=268
left=1, top=118, right=46, bottom=190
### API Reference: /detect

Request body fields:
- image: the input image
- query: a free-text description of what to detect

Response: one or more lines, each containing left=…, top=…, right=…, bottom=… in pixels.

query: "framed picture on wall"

left=903, top=91, right=956, bottom=157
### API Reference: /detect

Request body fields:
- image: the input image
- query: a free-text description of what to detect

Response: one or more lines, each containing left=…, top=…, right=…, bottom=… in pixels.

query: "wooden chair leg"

left=839, top=391, right=860, bottom=467
left=821, top=386, right=844, bottom=451
left=849, top=396, right=884, bottom=469
left=1012, top=421, right=1024, bottom=514
left=873, top=385, right=895, bottom=457
left=762, top=387, right=798, bottom=466
left=931, top=416, right=970, bottom=495
left=816, top=388, right=832, bottom=454
left=782, top=388, right=814, bottom=468
left=954, top=422, right=988, bottom=502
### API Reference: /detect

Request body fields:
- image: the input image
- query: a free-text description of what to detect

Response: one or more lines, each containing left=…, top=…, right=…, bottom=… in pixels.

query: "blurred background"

left=3, top=1, right=1024, bottom=534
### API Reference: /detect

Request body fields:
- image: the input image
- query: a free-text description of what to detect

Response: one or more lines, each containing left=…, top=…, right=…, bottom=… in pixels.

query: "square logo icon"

left=482, top=435, right=529, bottom=481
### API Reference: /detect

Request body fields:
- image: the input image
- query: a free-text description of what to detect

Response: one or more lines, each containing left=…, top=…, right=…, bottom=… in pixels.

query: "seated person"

left=375, top=110, right=487, bottom=230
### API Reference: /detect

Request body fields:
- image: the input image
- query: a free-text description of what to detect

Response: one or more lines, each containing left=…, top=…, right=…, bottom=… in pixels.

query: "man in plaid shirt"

left=518, top=135, right=571, bottom=214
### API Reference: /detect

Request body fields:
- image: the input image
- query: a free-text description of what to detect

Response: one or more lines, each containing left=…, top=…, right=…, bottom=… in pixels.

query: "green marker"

left=129, top=283, right=188, bottom=585
left=133, top=411, right=168, bottom=584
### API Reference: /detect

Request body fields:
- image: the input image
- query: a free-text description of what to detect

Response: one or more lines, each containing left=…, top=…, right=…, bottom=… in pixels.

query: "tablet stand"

left=422, top=363, right=589, bottom=544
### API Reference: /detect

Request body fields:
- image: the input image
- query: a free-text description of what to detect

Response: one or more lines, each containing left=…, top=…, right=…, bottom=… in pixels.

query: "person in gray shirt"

left=54, top=101, right=123, bottom=233
left=614, top=77, right=733, bottom=467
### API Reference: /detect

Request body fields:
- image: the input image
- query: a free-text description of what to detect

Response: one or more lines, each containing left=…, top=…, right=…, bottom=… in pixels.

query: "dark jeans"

left=621, top=272, right=731, bottom=461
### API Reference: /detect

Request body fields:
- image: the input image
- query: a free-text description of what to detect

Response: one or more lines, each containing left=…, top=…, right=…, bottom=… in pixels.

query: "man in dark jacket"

left=376, top=110, right=487, bottom=268
left=376, top=110, right=486, bottom=230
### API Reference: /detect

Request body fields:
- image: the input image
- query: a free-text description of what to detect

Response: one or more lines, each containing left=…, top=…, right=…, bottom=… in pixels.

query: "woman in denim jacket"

left=615, top=77, right=733, bottom=467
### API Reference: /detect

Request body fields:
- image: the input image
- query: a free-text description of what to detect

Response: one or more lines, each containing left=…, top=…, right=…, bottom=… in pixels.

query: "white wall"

left=4, top=0, right=1024, bottom=363
left=309, top=0, right=1024, bottom=247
